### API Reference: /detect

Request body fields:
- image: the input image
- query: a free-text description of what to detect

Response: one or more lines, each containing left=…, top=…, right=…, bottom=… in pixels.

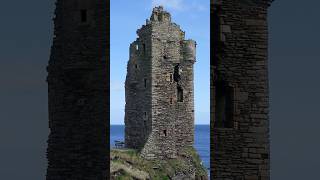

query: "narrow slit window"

left=170, top=97, right=173, bottom=104
left=144, top=112, right=147, bottom=119
left=143, top=44, right=146, bottom=53
left=135, top=64, right=138, bottom=69
left=80, top=9, right=87, bottom=23
left=177, top=86, right=183, bottom=102
left=144, top=78, right=147, bottom=88
left=169, top=73, right=173, bottom=82
left=163, top=130, right=167, bottom=137
left=135, top=44, right=139, bottom=51
left=173, top=64, right=181, bottom=82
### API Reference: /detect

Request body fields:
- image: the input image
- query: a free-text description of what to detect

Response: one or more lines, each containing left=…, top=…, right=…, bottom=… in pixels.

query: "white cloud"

left=152, top=0, right=185, bottom=11
left=152, top=0, right=206, bottom=12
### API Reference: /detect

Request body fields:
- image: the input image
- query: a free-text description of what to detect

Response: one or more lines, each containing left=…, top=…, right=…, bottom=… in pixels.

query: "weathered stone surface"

left=125, top=6, right=196, bottom=160
left=211, top=0, right=272, bottom=179
left=46, top=0, right=108, bottom=179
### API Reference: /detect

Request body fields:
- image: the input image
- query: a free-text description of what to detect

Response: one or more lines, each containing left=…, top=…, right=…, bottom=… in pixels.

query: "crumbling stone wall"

left=211, top=0, right=272, bottom=179
left=46, top=0, right=108, bottom=179
left=125, top=6, right=196, bottom=160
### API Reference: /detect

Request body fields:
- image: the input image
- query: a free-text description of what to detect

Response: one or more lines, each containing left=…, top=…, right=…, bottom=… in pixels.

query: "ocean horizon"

left=110, top=124, right=210, bottom=174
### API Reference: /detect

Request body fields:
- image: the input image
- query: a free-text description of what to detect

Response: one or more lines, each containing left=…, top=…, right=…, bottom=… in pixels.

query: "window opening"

left=80, top=9, right=87, bottom=23
left=177, top=86, right=183, bottom=102
left=144, top=78, right=147, bottom=88
left=173, top=64, right=181, bottom=82
left=214, top=81, right=234, bottom=128
left=143, top=44, right=146, bottom=53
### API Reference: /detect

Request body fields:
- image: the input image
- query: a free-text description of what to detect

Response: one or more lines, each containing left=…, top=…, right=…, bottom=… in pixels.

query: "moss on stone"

left=110, top=148, right=208, bottom=180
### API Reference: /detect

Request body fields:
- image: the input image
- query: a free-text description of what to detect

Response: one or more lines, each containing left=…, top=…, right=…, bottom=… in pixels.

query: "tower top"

left=150, top=6, right=171, bottom=22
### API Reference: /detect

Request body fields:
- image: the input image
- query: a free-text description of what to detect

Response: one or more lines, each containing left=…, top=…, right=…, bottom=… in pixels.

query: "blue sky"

left=110, top=0, right=210, bottom=125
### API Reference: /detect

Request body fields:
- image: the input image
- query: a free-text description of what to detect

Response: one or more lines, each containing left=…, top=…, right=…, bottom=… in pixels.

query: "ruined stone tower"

left=46, top=0, right=108, bottom=179
left=125, top=6, right=196, bottom=159
left=211, top=0, right=272, bottom=179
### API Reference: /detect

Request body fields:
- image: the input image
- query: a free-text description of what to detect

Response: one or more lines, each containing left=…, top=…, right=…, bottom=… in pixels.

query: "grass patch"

left=110, top=147, right=208, bottom=179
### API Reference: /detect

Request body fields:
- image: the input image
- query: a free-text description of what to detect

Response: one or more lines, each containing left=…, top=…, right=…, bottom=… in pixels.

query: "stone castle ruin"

left=45, top=0, right=272, bottom=178
left=124, top=6, right=196, bottom=159
left=212, top=0, right=272, bottom=179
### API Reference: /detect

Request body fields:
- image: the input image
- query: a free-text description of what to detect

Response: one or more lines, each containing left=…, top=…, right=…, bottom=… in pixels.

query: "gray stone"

left=46, top=0, right=108, bottom=179
left=212, top=0, right=272, bottom=179
left=125, top=6, right=196, bottom=160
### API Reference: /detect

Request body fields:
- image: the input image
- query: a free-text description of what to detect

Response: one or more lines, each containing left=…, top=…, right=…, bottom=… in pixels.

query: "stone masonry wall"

left=211, top=0, right=272, bottom=179
left=46, top=0, right=108, bottom=179
left=125, top=6, right=196, bottom=160
left=124, top=26, right=153, bottom=150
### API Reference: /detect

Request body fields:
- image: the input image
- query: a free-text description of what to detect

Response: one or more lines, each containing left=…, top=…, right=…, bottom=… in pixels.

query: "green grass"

left=110, top=147, right=208, bottom=179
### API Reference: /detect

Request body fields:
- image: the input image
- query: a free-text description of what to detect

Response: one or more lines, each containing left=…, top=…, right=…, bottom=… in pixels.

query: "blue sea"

left=110, top=125, right=210, bottom=174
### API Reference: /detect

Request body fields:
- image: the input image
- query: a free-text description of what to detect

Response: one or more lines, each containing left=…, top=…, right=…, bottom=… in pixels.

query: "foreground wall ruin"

left=211, top=0, right=272, bottom=179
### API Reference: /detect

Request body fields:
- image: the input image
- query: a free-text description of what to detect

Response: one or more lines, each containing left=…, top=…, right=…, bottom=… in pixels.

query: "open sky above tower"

left=110, top=0, right=211, bottom=125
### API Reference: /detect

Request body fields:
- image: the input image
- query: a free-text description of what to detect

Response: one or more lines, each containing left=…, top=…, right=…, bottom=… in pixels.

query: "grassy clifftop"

left=110, top=147, right=208, bottom=180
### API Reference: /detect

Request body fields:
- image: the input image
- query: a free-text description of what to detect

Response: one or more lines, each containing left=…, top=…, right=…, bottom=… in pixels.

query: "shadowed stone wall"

left=125, top=6, right=196, bottom=160
left=46, top=0, right=108, bottom=179
left=211, top=0, right=272, bottom=179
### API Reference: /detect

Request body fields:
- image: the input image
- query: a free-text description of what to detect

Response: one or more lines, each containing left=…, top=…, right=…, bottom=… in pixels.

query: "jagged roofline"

left=150, top=5, right=171, bottom=21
